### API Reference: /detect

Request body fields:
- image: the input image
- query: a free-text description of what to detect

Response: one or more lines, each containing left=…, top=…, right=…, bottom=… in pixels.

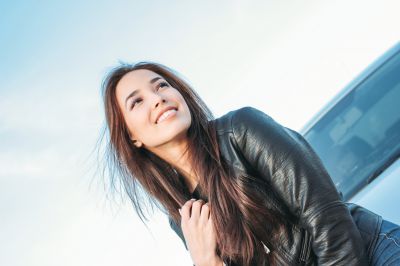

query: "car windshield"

left=304, top=51, right=400, bottom=200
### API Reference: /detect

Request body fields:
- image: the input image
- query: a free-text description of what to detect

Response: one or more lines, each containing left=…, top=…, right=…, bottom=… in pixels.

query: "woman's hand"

left=179, top=199, right=223, bottom=266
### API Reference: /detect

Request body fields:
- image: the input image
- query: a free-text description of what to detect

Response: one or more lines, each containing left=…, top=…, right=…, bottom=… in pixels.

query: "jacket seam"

left=275, top=142, right=346, bottom=225
left=305, top=200, right=346, bottom=225
left=229, top=111, right=239, bottom=150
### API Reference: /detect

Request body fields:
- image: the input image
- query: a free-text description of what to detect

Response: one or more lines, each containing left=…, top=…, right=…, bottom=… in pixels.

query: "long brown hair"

left=99, top=61, right=283, bottom=265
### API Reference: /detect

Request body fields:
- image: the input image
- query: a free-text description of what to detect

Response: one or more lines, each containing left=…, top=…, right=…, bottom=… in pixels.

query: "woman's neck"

left=172, top=151, right=198, bottom=194
left=176, top=166, right=198, bottom=194
left=148, top=138, right=199, bottom=193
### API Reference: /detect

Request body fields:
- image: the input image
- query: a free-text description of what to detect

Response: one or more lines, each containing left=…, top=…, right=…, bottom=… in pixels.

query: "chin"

left=150, top=124, right=188, bottom=146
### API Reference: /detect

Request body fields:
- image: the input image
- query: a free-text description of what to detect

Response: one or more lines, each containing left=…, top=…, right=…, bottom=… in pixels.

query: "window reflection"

left=305, top=52, right=400, bottom=200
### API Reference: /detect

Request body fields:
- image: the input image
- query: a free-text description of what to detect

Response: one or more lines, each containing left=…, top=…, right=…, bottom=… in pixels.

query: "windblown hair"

left=99, top=61, right=283, bottom=265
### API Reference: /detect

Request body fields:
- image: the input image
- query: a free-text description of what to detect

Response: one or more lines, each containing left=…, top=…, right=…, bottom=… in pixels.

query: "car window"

left=304, top=51, right=400, bottom=200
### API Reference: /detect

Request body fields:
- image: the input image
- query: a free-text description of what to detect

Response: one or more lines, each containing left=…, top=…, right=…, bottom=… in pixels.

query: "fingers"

left=179, top=199, right=210, bottom=221
left=180, top=198, right=196, bottom=220
left=199, top=202, right=211, bottom=223
left=190, top=199, right=205, bottom=221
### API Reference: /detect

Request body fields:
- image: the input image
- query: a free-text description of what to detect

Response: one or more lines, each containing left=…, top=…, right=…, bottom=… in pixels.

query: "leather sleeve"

left=230, top=106, right=368, bottom=265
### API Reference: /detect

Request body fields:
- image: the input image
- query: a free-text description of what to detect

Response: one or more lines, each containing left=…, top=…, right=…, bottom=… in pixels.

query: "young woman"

left=100, top=61, right=400, bottom=265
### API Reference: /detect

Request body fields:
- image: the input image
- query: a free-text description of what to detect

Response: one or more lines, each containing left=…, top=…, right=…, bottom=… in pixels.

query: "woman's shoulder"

left=213, top=106, right=287, bottom=145
left=213, top=106, right=275, bottom=134
left=216, top=106, right=271, bottom=122
left=213, top=106, right=301, bottom=160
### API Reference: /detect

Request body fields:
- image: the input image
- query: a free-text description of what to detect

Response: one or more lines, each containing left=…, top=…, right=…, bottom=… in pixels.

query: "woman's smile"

left=156, top=108, right=177, bottom=124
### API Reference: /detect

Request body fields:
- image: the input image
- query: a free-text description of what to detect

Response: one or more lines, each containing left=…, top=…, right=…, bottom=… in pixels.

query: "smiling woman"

left=98, top=61, right=400, bottom=265
left=114, top=69, right=192, bottom=161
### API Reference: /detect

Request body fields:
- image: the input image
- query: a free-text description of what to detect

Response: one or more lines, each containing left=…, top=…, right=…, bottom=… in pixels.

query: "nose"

left=152, top=92, right=167, bottom=109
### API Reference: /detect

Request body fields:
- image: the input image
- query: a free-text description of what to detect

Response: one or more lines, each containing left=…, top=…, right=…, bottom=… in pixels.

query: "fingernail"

left=190, top=198, right=196, bottom=201
left=178, top=208, right=181, bottom=215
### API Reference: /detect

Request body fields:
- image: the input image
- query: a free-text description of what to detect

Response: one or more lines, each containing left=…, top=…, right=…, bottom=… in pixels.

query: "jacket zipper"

left=261, top=241, right=271, bottom=254
left=299, top=229, right=311, bottom=264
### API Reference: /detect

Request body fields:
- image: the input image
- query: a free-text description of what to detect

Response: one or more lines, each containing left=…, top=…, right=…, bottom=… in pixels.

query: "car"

left=299, top=42, right=400, bottom=224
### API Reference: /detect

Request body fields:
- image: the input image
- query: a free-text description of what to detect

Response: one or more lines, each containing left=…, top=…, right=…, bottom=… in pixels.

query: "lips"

left=155, top=106, right=178, bottom=124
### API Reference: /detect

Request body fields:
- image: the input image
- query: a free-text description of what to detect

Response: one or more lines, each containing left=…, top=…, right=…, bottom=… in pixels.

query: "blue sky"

left=1, top=1, right=399, bottom=265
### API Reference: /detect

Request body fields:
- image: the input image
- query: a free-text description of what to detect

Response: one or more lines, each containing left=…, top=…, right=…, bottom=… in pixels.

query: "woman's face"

left=115, top=69, right=192, bottom=151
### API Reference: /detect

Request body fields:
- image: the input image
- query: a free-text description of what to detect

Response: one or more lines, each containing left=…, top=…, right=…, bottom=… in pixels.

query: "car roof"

left=299, top=41, right=400, bottom=135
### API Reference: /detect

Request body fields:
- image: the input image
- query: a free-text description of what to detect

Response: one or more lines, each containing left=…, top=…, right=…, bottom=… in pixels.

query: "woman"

left=99, top=61, right=400, bottom=265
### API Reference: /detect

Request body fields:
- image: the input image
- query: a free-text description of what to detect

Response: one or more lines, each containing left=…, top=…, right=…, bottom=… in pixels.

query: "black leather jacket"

left=169, top=106, right=381, bottom=265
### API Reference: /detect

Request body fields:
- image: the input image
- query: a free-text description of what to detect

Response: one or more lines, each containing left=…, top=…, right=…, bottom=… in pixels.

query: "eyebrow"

left=124, top=76, right=163, bottom=109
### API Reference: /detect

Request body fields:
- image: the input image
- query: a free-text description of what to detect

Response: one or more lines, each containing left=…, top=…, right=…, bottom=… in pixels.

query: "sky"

left=1, top=1, right=399, bottom=265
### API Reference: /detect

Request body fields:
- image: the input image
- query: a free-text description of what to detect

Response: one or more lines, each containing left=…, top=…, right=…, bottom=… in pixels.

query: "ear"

left=129, top=132, right=142, bottom=148
left=132, top=139, right=143, bottom=148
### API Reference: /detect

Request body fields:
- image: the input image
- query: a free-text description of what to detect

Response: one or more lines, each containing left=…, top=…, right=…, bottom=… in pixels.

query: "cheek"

left=181, top=101, right=192, bottom=121
left=124, top=114, right=148, bottom=139
left=170, top=88, right=186, bottom=102
left=175, top=93, right=190, bottom=112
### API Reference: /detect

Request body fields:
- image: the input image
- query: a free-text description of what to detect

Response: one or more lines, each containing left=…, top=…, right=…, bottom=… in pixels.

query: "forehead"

left=117, top=69, right=162, bottom=91
left=116, top=69, right=163, bottom=100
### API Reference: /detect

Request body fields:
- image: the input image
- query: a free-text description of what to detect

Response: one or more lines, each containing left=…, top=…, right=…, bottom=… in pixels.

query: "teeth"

left=157, top=109, right=176, bottom=123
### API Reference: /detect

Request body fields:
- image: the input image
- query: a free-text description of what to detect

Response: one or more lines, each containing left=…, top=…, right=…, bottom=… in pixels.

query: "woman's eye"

left=130, top=98, right=142, bottom=109
left=158, top=82, right=169, bottom=89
